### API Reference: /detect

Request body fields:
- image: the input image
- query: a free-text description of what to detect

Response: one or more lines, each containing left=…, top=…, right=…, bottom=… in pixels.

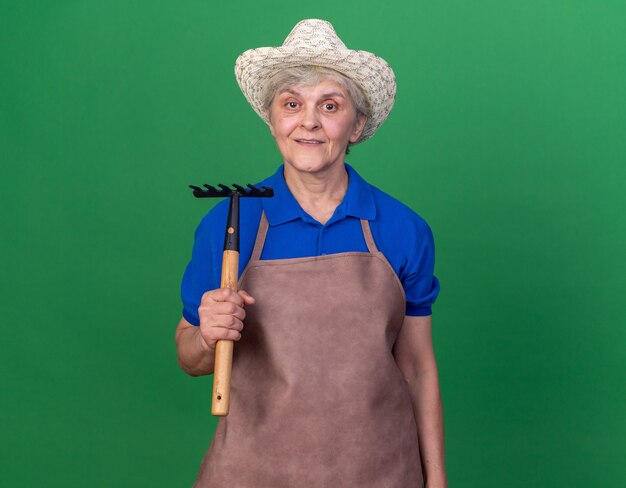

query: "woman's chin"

left=284, top=156, right=345, bottom=176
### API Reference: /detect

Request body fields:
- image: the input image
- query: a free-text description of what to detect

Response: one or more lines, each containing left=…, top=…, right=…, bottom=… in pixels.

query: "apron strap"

left=250, top=210, right=270, bottom=261
left=360, top=219, right=380, bottom=254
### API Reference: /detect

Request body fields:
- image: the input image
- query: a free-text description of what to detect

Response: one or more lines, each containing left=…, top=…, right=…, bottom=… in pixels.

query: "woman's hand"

left=197, top=288, right=256, bottom=351
left=175, top=288, right=255, bottom=376
left=393, top=315, right=447, bottom=487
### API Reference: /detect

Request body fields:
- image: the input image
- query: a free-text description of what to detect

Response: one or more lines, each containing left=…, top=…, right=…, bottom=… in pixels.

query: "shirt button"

left=321, top=252, right=327, bottom=256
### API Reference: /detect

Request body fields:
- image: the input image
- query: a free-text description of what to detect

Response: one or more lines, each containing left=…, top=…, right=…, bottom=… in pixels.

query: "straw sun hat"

left=234, top=19, right=396, bottom=143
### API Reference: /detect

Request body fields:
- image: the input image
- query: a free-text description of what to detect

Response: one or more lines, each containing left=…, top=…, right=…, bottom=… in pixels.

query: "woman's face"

left=267, top=78, right=367, bottom=176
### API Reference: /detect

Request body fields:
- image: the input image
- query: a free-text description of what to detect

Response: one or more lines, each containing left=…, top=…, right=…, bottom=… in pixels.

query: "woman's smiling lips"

left=294, top=138, right=324, bottom=146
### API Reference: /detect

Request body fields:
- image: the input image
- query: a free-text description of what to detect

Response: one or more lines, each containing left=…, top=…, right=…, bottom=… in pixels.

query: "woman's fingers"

left=212, top=313, right=244, bottom=331
left=200, top=287, right=255, bottom=306
left=202, top=287, right=243, bottom=306
left=198, top=309, right=244, bottom=333
left=199, top=317, right=243, bottom=348
left=197, top=288, right=255, bottom=348
left=210, top=300, right=246, bottom=321
left=202, top=322, right=243, bottom=341
left=238, top=289, right=256, bottom=305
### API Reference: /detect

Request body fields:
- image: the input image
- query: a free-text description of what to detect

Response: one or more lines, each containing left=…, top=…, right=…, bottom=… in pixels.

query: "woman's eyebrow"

left=280, top=88, right=301, bottom=96
left=320, top=92, right=346, bottom=99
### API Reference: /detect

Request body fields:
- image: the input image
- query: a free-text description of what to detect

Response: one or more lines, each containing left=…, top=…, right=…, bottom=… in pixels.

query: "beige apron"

left=194, top=212, right=423, bottom=487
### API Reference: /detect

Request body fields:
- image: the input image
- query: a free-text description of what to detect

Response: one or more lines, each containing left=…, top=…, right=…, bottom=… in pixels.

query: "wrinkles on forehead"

left=277, top=86, right=348, bottom=101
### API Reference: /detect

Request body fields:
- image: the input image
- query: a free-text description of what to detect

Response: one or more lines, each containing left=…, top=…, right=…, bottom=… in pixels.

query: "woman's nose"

left=300, top=106, right=320, bottom=130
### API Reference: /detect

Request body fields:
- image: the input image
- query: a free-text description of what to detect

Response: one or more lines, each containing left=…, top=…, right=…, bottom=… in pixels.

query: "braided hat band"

left=235, top=19, right=397, bottom=143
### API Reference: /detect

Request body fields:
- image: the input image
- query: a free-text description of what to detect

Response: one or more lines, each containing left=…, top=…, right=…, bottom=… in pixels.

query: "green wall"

left=2, top=1, right=625, bottom=486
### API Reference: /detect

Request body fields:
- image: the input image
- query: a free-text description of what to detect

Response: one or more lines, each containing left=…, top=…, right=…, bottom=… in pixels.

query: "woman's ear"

left=349, top=114, right=368, bottom=143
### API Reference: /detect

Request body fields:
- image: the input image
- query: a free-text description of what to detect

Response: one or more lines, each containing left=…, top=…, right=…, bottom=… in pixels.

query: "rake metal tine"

left=192, top=185, right=214, bottom=197
left=190, top=182, right=273, bottom=199
left=248, top=184, right=266, bottom=196
left=248, top=186, right=270, bottom=197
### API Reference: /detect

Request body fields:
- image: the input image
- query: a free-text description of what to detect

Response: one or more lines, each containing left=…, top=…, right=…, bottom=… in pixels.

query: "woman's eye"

left=324, top=103, right=337, bottom=111
left=286, top=101, right=299, bottom=109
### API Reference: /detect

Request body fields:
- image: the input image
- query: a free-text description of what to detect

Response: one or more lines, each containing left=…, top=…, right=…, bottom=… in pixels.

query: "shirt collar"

left=343, top=163, right=377, bottom=221
left=261, top=163, right=377, bottom=226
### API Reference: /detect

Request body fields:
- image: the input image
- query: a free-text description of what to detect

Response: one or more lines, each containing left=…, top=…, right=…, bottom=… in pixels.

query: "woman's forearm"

left=175, top=321, right=215, bottom=376
left=405, top=369, right=447, bottom=487
left=393, top=315, right=447, bottom=486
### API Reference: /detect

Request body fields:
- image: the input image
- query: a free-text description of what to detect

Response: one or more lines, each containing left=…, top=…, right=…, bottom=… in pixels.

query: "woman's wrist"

left=425, top=471, right=448, bottom=488
left=195, top=325, right=215, bottom=353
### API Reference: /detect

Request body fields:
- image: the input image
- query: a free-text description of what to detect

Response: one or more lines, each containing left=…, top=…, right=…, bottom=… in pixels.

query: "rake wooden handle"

left=212, top=249, right=239, bottom=416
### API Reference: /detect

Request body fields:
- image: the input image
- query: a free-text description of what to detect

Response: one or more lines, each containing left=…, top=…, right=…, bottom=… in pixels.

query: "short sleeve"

left=401, top=221, right=441, bottom=316
left=180, top=203, right=228, bottom=326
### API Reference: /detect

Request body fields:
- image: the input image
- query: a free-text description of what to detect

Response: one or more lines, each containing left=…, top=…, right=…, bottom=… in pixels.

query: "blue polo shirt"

left=181, top=164, right=440, bottom=325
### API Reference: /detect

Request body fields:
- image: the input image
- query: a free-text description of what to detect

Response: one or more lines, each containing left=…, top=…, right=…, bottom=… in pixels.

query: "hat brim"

left=235, top=46, right=396, bottom=143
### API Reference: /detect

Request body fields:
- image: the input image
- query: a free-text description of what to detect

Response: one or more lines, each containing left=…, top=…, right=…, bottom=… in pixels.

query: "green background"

left=2, top=0, right=625, bottom=486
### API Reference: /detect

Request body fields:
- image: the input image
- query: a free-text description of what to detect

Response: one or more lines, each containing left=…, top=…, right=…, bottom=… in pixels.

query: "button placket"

left=318, top=226, right=328, bottom=255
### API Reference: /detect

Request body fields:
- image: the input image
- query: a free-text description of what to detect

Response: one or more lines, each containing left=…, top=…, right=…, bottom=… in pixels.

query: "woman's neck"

left=283, top=163, right=348, bottom=225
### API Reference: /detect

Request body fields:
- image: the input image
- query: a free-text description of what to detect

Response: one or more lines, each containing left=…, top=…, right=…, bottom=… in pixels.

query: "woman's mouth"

left=295, top=139, right=324, bottom=145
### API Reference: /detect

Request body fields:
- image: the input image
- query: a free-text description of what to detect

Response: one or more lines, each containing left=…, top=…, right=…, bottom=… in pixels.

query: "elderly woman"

left=175, top=19, right=447, bottom=488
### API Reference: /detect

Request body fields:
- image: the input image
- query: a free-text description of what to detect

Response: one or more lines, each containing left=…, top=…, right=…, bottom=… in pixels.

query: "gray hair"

left=261, top=65, right=371, bottom=125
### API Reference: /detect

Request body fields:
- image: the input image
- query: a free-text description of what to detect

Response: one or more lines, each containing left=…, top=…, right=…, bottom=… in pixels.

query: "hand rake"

left=189, top=183, right=274, bottom=416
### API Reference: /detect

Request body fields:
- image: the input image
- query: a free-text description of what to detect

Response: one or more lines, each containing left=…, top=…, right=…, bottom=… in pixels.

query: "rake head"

left=189, top=183, right=274, bottom=198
